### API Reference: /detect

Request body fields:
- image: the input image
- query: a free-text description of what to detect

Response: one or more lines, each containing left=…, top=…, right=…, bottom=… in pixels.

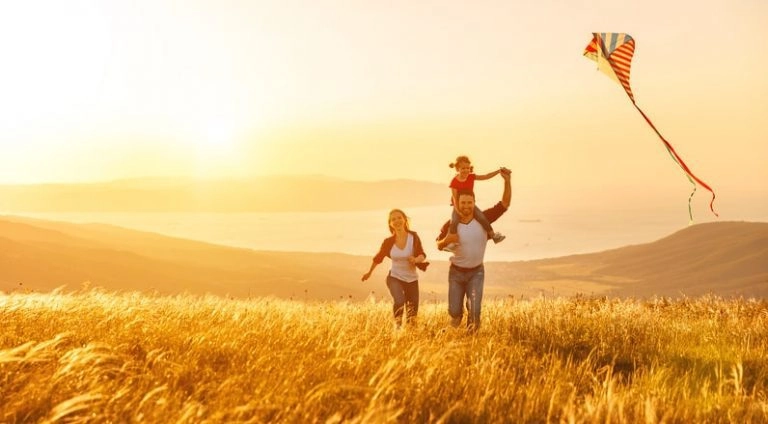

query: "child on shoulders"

left=444, top=155, right=507, bottom=252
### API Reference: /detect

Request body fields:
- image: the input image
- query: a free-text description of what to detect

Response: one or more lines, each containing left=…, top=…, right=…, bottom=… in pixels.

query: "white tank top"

left=389, top=233, right=419, bottom=283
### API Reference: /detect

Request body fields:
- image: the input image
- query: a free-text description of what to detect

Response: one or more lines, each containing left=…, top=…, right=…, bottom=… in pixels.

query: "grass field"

left=2, top=290, right=768, bottom=423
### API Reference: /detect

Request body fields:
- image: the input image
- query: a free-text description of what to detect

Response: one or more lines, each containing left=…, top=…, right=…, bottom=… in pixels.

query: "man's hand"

left=437, top=233, right=459, bottom=250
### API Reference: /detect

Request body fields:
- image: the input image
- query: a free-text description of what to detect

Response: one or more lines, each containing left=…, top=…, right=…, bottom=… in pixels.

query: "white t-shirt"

left=450, top=219, right=488, bottom=269
left=389, top=233, right=419, bottom=283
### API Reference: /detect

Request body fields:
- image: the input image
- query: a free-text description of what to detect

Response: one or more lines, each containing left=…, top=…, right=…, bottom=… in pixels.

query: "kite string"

left=630, top=102, right=719, bottom=219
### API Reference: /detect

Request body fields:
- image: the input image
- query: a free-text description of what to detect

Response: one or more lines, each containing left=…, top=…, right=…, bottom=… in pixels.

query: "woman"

left=361, top=209, right=429, bottom=327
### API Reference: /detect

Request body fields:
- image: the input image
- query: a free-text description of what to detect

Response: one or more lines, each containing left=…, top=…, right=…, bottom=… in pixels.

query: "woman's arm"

left=362, top=238, right=391, bottom=281
left=410, top=233, right=429, bottom=271
left=361, top=261, right=378, bottom=281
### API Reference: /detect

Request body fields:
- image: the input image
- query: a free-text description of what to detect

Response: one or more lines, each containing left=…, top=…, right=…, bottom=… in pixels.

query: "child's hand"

left=361, top=272, right=371, bottom=282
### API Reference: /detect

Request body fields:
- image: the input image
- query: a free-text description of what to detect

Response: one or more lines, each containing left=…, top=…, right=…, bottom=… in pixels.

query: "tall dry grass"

left=2, top=289, right=768, bottom=423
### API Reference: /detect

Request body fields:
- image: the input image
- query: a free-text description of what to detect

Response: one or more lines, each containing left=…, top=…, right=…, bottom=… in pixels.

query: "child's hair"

left=387, top=209, right=410, bottom=234
left=449, top=155, right=473, bottom=172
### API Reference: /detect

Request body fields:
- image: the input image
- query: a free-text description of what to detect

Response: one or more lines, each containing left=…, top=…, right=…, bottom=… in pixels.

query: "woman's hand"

left=408, top=255, right=425, bottom=269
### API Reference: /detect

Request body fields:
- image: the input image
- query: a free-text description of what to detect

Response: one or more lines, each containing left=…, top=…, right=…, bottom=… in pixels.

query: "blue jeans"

left=448, top=264, right=485, bottom=331
left=386, top=274, right=419, bottom=326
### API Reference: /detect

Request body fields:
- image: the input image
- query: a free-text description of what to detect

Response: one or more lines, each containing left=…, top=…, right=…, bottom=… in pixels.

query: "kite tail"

left=631, top=102, right=719, bottom=219
left=661, top=142, right=697, bottom=224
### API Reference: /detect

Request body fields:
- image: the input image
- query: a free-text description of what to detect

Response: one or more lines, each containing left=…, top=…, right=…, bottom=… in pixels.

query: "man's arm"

left=436, top=232, right=459, bottom=251
left=482, top=168, right=511, bottom=224
left=500, top=168, right=511, bottom=209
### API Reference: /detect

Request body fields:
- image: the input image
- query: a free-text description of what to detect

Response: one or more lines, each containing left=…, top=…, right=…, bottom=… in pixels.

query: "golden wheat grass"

left=1, top=290, right=768, bottom=423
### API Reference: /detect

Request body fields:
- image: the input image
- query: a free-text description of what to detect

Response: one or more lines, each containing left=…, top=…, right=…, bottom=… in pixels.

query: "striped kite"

left=583, top=32, right=718, bottom=222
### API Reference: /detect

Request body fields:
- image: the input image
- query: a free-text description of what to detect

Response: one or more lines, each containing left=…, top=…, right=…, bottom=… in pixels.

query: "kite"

left=583, top=32, right=718, bottom=222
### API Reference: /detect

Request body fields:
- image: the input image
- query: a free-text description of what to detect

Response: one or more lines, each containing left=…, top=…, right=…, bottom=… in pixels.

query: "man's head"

left=456, top=189, right=476, bottom=219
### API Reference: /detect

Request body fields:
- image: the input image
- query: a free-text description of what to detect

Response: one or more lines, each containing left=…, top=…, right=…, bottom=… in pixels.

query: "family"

left=361, top=155, right=512, bottom=332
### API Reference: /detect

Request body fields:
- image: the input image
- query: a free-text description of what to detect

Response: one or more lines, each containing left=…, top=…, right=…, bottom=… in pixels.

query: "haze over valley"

left=2, top=215, right=765, bottom=300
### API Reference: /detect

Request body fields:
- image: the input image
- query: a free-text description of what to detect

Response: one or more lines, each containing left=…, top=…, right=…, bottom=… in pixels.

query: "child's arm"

left=451, top=187, right=459, bottom=209
left=474, top=168, right=502, bottom=181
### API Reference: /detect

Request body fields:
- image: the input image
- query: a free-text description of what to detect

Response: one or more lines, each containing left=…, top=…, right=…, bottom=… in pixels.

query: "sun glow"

left=184, top=112, right=257, bottom=179
left=198, top=117, right=238, bottom=155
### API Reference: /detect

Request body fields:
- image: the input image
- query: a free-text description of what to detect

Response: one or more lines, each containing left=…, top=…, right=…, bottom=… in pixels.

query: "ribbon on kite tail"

left=632, top=103, right=718, bottom=223
left=583, top=32, right=718, bottom=223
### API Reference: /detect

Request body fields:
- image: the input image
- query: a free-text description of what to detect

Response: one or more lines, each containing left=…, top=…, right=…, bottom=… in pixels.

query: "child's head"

left=387, top=209, right=410, bottom=234
left=449, top=155, right=473, bottom=177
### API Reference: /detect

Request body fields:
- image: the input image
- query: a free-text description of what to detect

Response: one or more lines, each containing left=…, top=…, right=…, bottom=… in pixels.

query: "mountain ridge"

left=0, top=175, right=447, bottom=212
left=1, top=216, right=766, bottom=299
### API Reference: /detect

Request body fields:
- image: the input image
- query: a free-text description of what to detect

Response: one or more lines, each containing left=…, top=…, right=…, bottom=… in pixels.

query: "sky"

left=1, top=0, right=766, bottom=219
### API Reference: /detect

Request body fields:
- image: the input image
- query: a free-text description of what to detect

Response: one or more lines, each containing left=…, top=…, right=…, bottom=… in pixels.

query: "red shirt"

left=449, top=173, right=475, bottom=205
left=450, top=173, right=476, bottom=191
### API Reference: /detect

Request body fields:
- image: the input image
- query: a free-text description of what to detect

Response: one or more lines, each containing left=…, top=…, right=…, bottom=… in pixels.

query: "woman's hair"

left=449, top=155, right=473, bottom=171
left=387, top=209, right=410, bottom=234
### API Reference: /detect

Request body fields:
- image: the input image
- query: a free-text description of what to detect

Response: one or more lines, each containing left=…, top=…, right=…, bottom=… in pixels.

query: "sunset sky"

left=1, top=0, right=766, bottom=218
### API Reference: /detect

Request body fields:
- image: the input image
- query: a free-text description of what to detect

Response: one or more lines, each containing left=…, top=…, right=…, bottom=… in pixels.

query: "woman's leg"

left=403, top=280, right=420, bottom=325
left=386, top=274, right=407, bottom=326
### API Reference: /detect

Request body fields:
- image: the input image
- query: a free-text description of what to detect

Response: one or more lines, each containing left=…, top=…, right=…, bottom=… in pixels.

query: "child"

left=444, top=155, right=505, bottom=252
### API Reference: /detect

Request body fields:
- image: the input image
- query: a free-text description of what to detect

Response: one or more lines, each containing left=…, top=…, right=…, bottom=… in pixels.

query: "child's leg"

left=473, top=205, right=494, bottom=234
left=449, top=208, right=460, bottom=234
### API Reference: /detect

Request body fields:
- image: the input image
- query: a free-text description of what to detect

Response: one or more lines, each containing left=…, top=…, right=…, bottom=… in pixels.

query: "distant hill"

left=0, top=216, right=373, bottom=300
left=1, top=217, right=766, bottom=299
left=0, top=175, right=446, bottom=212
left=491, top=221, right=768, bottom=298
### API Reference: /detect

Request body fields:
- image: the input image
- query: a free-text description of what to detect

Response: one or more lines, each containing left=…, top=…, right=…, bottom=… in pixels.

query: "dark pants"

left=386, top=273, right=419, bottom=326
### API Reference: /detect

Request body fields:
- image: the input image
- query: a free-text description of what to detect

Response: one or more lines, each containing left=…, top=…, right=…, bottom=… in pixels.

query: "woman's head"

left=387, top=209, right=410, bottom=234
left=449, top=155, right=473, bottom=177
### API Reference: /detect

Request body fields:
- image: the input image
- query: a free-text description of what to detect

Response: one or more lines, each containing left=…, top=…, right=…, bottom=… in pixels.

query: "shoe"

left=443, top=242, right=459, bottom=252
left=492, top=232, right=505, bottom=244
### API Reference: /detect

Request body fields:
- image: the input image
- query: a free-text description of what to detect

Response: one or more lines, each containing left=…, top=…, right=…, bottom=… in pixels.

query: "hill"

left=1, top=216, right=766, bottom=299
left=494, top=221, right=768, bottom=297
left=0, top=175, right=446, bottom=212
left=0, top=216, right=372, bottom=299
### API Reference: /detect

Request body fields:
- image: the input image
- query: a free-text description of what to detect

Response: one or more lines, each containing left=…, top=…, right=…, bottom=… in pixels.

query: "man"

left=436, top=168, right=511, bottom=331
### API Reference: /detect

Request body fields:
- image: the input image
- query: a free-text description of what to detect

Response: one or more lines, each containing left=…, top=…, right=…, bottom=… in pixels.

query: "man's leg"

left=465, top=265, right=486, bottom=332
left=447, top=267, right=467, bottom=327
